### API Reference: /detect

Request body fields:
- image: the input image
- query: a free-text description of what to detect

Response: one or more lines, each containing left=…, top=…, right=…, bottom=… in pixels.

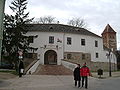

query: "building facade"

left=26, top=24, right=117, bottom=71
left=0, top=0, right=6, bottom=61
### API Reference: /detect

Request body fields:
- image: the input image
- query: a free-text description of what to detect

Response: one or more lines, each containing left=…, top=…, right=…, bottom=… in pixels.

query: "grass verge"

left=0, top=69, right=18, bottom=75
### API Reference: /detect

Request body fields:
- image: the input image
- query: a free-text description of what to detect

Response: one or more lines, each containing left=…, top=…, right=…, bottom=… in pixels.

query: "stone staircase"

left=33, top=65, right=73, bottom=75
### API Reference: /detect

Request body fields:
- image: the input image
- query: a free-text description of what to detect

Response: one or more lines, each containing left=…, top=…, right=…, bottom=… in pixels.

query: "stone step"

left=33, top=65, right=73, bottom=75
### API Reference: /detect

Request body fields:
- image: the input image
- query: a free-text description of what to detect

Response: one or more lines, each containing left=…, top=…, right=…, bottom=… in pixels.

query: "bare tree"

left=33, top=16, right=56, bottom=24
left=67, top=17, right=87, bottom=28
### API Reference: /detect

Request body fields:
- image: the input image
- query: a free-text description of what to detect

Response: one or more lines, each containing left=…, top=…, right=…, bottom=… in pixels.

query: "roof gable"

left=102, top=24, right=116, bottom=35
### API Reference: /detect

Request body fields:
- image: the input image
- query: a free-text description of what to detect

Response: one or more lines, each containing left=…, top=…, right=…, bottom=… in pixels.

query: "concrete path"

left=0, top=75, right=120, bottom=90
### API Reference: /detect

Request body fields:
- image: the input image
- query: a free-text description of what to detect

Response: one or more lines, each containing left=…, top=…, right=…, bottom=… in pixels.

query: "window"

left=67, top=37, right=72, bottom=45
left=96, top=53, right=99, bottom=58
left=67, top=54, right=72, bottom=59
left=95, top=40, right=98, bottom=47
left=109, top=36, right=111, bottom=38
left=82, top=54, right=85, bottom=60
left=49, top=36, right=54, bottom=44
left=81, top=39, right=85, bottom=46
left=112, top=36, right=114, bottom=39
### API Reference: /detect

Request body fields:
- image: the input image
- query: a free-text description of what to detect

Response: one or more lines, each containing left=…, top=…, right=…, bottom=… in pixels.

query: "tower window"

left=109, top=36, right=111, bottom=38
left=113, top=36, right=114, bottom=39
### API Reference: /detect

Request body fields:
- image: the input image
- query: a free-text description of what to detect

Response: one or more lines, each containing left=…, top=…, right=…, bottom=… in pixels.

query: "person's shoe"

left=80, top=86, right=83, bottom=89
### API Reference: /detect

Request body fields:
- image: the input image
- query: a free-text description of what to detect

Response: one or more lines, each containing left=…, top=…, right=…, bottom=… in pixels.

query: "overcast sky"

left=5, top=0, right=120, bottom=50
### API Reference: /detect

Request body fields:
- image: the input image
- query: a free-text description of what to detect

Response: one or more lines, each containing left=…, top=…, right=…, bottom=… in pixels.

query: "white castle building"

left=26, top=24, right=117, bottom=71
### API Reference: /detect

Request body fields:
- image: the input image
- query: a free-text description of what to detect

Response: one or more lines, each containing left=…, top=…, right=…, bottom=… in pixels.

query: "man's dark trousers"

left=82, top=76, right=88, bottom=88
left=75, top=80, right=80, bottom=87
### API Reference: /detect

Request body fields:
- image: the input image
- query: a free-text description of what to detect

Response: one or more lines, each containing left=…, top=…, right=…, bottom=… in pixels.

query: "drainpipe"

left=63, top=32, right=65, bottom=61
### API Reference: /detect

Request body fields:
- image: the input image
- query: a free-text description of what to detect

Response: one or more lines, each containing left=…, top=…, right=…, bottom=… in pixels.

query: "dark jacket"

left=73, top=67, right=81, bottom=81
left=19, top=61, right=24, bottom=69
left=18, top=60, right=24, bottom=73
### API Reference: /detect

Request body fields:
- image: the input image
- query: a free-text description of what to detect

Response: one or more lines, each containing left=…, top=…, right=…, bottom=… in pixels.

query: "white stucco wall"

left=64, top=33, right=107, bottom=62
left=27, top=30, right=117, bottom=65
left=101, top=50, right=117, bottom=63
left=27, top=31, right=64, bottom=65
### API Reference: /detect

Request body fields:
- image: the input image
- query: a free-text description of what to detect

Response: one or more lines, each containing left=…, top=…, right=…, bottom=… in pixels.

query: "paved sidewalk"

left=0, top=72, right=17, bottom=80
left=0, top=71, right=120, bottom=90
left=92, top=71, right=120, bottom=78
left=0, top=74, right=120, bottom=90
left=0, top=75, right=94, bottom=90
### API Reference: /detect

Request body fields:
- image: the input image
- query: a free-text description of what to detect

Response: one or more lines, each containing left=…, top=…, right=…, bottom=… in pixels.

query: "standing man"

left=18, top=50, right=24, bottom=77
left=18, top=60, right=24, bottom=77
left=73, top=64, right=81, bottom=88
left=80, top=62, right=91, bottom=89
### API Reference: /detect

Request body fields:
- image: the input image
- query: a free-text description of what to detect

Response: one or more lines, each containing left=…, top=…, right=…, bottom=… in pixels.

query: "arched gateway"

left=44, top=50, right=57, bottom=65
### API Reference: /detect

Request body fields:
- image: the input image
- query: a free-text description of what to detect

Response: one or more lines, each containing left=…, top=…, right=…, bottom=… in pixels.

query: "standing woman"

left=73, top=64, right=81, bottom=88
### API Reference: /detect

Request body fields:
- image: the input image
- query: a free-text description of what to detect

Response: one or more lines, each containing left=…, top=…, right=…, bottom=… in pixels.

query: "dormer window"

left=49, top=26, right=53, bottom=29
